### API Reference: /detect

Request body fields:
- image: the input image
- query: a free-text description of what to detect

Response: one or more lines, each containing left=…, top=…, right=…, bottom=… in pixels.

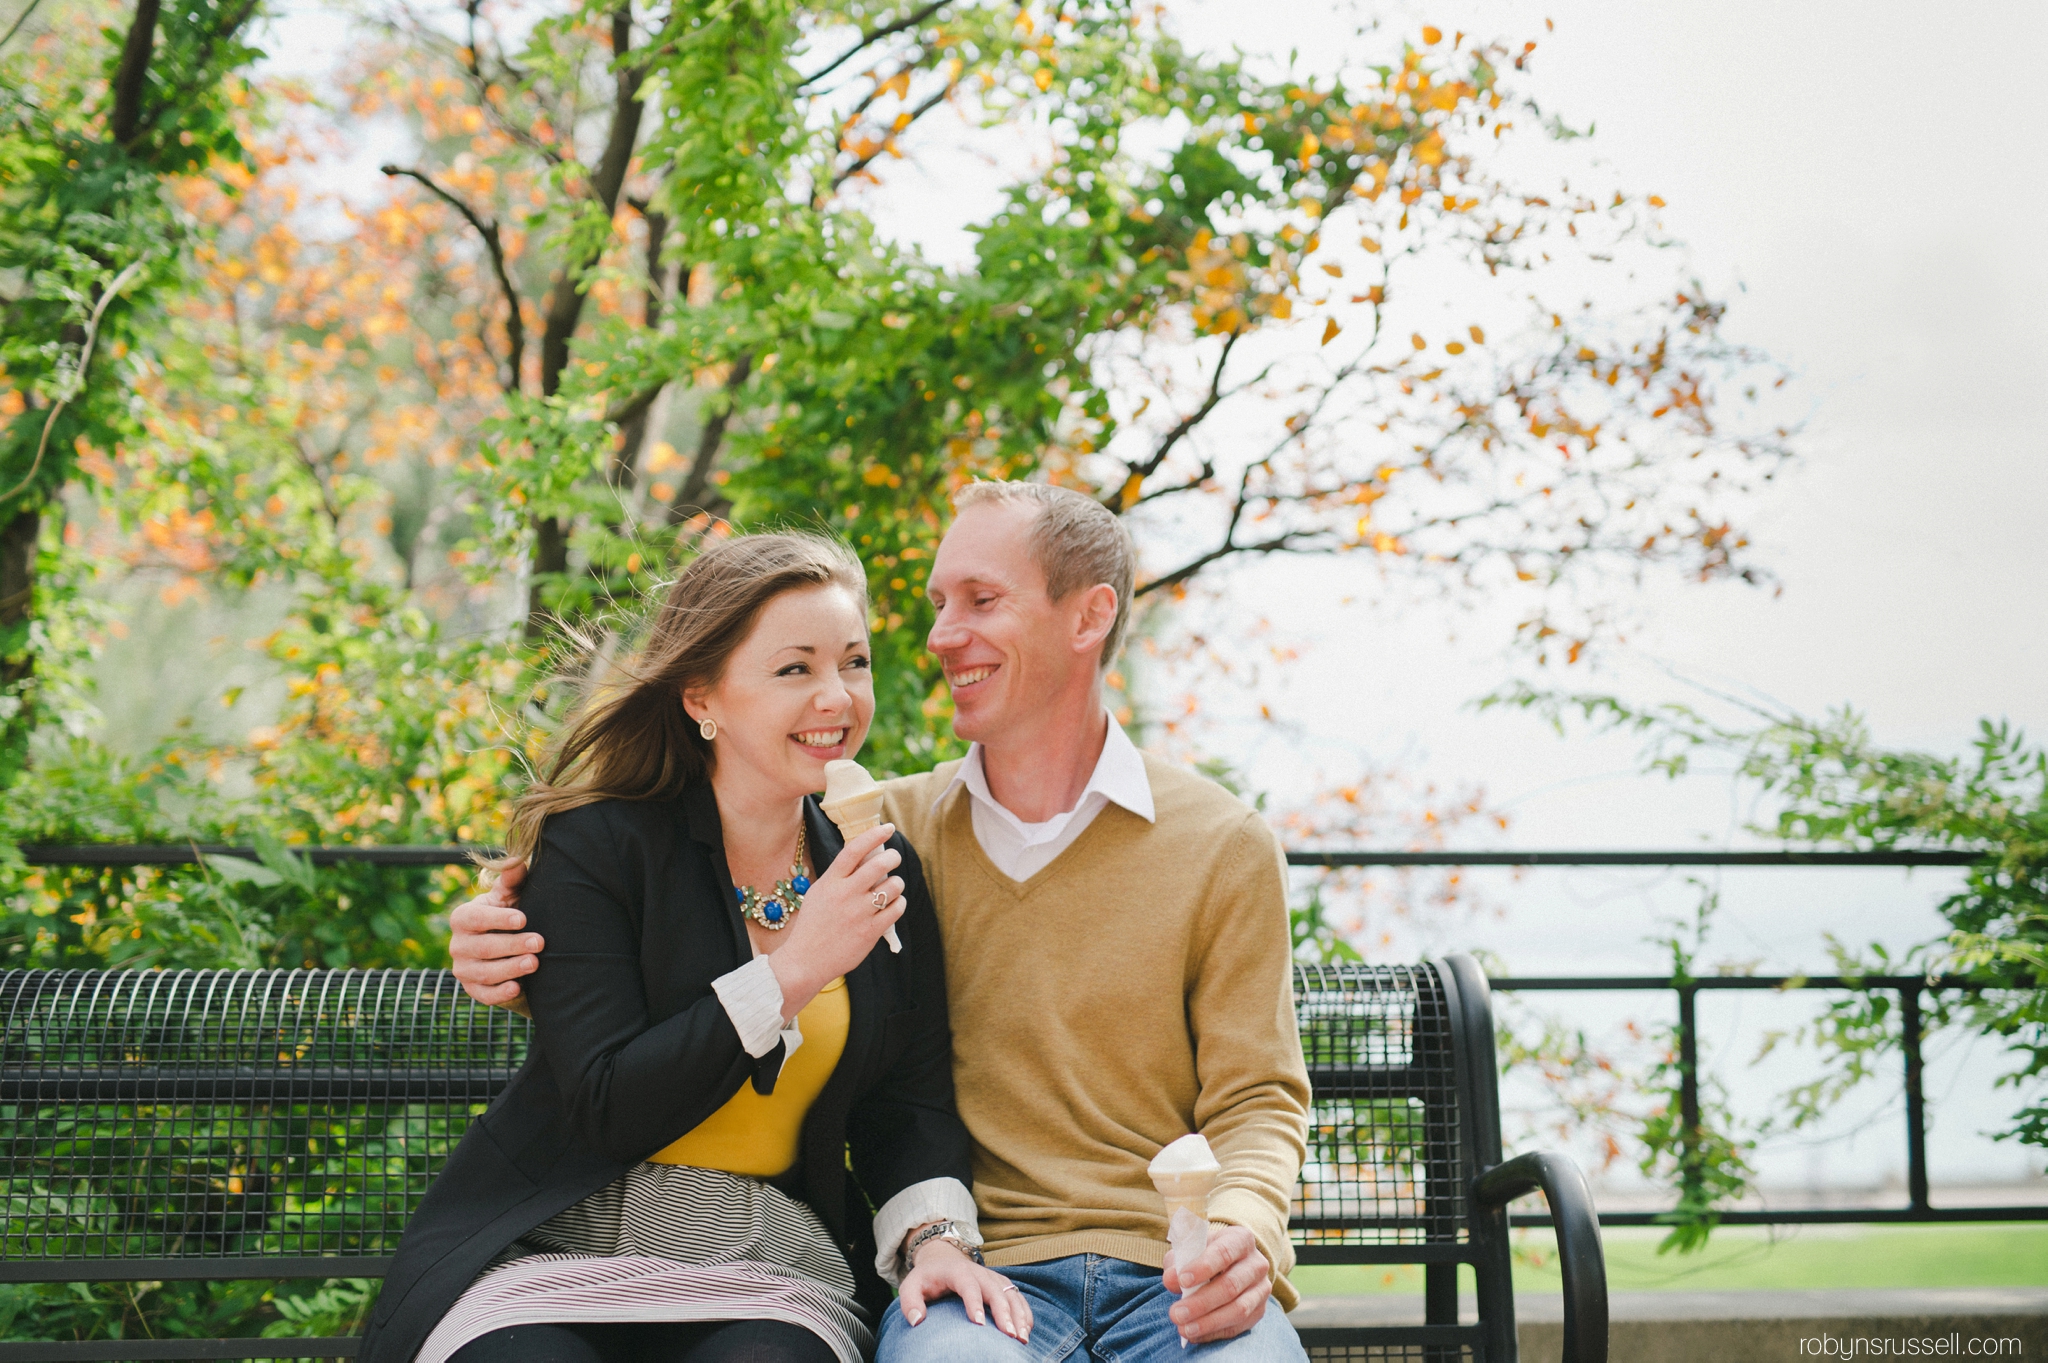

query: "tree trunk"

left=524, top=2, right=648, bottom=643
left=0, top=506, right=40, bottom=780
left=525, top=514, right=571, bottom=642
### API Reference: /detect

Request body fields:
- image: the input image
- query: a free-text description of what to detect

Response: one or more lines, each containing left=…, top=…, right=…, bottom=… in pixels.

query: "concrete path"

left=1296, top=1288, right=2048, bottom=1360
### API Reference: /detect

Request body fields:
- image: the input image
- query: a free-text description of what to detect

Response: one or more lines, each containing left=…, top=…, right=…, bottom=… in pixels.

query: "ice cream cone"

left=1148, top=1134, right=1221, bottom=1302
left=821, top=761, right=899, bottom=953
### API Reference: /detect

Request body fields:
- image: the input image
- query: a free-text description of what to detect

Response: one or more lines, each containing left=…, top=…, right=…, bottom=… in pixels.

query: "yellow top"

left=648, top=975, right=849, bottom=1177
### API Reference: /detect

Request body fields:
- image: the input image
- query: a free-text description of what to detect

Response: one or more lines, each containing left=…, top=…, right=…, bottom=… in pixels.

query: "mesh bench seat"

left=0, top=957, right=1605, bottom=1361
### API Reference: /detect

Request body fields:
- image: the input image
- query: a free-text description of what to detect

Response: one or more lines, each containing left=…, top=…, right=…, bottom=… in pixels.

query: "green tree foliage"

left=0, top=0, right=264, bottom=780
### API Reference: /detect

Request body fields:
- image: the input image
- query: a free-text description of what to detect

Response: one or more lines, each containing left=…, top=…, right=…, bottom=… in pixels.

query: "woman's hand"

left=448, top=860, right=541, bottom=1016
left=896, top=1240, right=1031, bottom=1343
left=765, top=824, right=905, bottom=1014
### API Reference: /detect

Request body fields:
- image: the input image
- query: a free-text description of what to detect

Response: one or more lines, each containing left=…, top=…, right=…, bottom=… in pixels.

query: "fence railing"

left=14, top=843, right=2034, bottom=1231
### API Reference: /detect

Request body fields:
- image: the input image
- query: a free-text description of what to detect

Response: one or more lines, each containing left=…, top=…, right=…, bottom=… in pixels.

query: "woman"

left=359, top=533, right=1027, bottom=1363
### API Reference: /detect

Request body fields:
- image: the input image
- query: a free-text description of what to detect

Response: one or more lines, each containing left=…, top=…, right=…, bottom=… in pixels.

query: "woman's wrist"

left=764, top=945, right=829, bottom=1019
left=912, top=1237, right=969, bottom=1272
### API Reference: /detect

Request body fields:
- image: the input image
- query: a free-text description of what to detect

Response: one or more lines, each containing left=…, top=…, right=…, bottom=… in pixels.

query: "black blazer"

left=358, top=784, right=970, bottom=1363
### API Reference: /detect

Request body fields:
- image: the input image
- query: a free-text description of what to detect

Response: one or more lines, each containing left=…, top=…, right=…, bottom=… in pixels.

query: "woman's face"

left=685, top=583, right=875, bottom=798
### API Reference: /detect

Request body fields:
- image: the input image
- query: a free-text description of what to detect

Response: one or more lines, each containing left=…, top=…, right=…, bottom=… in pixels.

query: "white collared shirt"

left=934, top=710, right=1157, bottom=882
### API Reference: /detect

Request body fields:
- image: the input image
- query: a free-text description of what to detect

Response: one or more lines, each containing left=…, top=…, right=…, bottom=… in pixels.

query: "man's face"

left=926, top=502, right=1087, bottom=745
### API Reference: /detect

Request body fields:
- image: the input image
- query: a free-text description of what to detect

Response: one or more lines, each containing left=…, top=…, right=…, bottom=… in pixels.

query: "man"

left=450, top=482, right=1311, bottom=1360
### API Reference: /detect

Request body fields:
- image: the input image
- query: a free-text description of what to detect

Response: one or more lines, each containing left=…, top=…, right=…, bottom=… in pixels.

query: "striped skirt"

left=415, top=1163, right=872, bottom=1363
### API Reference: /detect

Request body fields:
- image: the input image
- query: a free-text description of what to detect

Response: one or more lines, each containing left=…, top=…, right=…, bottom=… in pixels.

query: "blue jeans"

left=875, top=1254, right=1308, bottom=1363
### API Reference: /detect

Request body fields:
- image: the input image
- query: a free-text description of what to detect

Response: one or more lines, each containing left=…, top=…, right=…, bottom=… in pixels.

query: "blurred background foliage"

left=0, top=0, right=1788, bottom=974
left=0, top=0, right=1820, bottom=1336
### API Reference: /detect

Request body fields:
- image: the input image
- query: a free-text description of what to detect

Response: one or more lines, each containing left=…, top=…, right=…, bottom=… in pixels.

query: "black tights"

left=446, top=1319, right=838, bottom=1363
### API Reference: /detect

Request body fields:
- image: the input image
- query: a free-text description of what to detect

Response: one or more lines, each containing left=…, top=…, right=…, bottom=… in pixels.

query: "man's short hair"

left=952, top=480, right=1136, bottom=669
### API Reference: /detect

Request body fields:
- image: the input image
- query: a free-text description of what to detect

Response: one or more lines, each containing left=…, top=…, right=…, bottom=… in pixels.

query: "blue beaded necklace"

left=736, top=822, right=811, bottom=930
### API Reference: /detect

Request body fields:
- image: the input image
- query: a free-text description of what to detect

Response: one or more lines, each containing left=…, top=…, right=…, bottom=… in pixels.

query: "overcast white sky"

left=1154, top=0, right=2048, bottom=1191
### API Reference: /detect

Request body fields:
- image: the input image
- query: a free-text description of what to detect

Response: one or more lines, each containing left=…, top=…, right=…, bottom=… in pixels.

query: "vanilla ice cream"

left=820, top=759, right=899, bottom=952
left=1148, top=1133, right=1221, bottom=1290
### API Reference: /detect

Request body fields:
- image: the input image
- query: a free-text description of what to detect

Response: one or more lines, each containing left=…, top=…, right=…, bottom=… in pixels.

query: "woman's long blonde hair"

left=501, top=531, right=867, bottom=863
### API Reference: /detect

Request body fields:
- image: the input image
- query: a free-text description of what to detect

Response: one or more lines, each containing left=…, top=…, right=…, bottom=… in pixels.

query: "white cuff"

left=872, top=1176, right=981, bottom=1288
left=712, top=957, right=789, bottom=1059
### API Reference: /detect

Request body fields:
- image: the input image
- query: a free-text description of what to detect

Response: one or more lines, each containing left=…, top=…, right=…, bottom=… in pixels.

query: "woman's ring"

left=1001, top=1285, right=1021, bottom=1293
left=871, top=890, right=888, bottom=909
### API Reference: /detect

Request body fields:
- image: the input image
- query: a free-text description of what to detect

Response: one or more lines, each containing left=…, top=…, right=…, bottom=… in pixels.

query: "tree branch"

left=123, top=0, right=260, bottom=146
left=1136, top=531, right=1316, bottom=598
left=831, top=81, right=952, bottom=190
left=799, top=0, right=949, bottom=91
left=108, top=0, right=161, bottom=145
left=1104, top=328, right=1243, bottom=511
left=0, top=0, right=46, bottom=54
left=538, top=2, right=646, bottom=396
left=460, top=0, right=562, bottom=166
left=380, top=164, right=526, bottom=393
left=291, top=436, right=345, bottom=527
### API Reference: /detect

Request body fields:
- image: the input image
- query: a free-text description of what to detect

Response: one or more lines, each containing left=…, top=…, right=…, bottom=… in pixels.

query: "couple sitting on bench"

left=363, top=483, right=1313, bottom=1363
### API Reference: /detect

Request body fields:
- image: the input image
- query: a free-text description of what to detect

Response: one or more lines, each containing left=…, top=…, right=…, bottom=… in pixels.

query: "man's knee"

left=877, top=1298, right=1039, bottom=1363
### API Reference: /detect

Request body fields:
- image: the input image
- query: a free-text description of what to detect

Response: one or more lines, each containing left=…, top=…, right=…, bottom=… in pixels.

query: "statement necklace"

left=735, top=822, right=810, bottom=930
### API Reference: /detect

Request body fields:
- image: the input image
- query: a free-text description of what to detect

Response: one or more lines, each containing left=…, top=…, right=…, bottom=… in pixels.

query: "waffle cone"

left=820, top=788, right=899, bottom=953
left=821, top=789, right=886, bottom=836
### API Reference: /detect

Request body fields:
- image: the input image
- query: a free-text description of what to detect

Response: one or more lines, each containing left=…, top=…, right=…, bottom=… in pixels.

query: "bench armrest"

left=1472, top=1150, right=1609, bottom=1363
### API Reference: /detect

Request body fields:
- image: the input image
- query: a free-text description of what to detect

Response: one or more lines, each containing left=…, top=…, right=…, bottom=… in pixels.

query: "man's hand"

left=448, top=860, right=540, bottom=1015
left=1161, top=1223, right=1271, bottom=1346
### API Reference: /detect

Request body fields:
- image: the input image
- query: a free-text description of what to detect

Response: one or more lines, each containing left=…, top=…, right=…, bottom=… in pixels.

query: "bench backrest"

left=1, top=962, right=1488, bottom=1277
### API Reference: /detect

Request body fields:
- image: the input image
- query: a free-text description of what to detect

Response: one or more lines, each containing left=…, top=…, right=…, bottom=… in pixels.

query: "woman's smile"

left=792, top=726, right=850, bottom=758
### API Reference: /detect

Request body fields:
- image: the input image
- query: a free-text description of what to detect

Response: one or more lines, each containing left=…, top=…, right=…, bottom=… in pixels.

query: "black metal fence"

left=15, top=843, right=2035, bottom=1232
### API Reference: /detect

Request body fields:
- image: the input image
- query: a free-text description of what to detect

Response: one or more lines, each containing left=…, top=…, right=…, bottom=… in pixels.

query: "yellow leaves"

left=644, top=440, right=680, bottom=472
left=1034, top=67, right=1054, bottom=91
left=1298, top=130, right=1320, bottom=170
left=1241, top=112, right=1259, bottom=135
left=0, top=388, right=22, bottom=419
left=1119, top=473, right=1143, bottom=509
left=1648, top=195, right=1666, bottom=207
left=1576, top=346, right=1599, bottom=362
left=74, top=442, right=116, bottom=486
left=1421, top=25, right=1443, bottom=43
left=862, top=464, right=894, bottom=486
left=880, top=69, right=911, bottom=100
left=1320, top=262, right=1344, bottom=278
left=1321, top=318, right=1341, bottom=346
left=1371, top=533, right=1405, bottom=555
left=1468, top=324, right=1485, bottom=344
left=1264, top=296, right=1291, bottom=321
left=1445, top=341, right=1465, bottom=354
left=1360, top=235, right=1381, bottom=253
left=1413, top=131, right=1446, bottom=167
left=1410, top=333, right=1426, bottom=350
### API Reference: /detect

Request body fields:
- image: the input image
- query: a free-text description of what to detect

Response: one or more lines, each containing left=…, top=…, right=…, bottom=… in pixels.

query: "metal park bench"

left=0, top=958, right=1605, bottom=1362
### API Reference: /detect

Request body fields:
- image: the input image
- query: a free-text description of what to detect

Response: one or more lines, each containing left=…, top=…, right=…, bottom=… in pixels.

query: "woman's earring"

left=699, top=718, right=717, bottom=741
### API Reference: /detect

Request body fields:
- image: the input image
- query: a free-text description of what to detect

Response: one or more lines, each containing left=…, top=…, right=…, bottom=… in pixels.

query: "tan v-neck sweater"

left=883, top=753, right=1311, bottom=1305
